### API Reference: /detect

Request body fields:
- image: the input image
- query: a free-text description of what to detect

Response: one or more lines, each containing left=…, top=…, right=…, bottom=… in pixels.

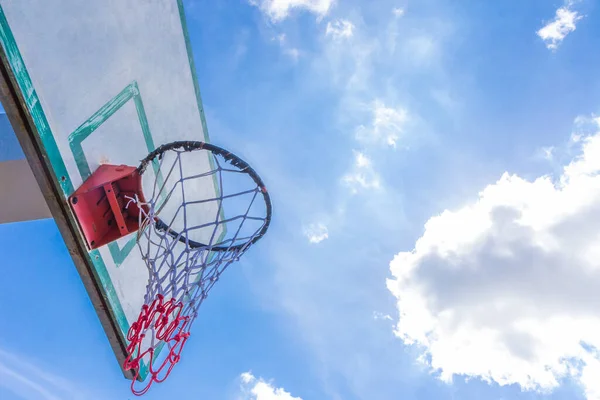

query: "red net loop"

left=124, top=294, right=190, bottom=396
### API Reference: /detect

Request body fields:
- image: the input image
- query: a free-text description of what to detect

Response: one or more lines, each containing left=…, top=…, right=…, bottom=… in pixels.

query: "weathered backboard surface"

left=0, top=0, right=218, bottom=380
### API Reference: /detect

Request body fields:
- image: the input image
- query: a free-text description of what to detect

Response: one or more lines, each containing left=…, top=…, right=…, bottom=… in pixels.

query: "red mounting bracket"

left=69, top=164, right=147, bottom=250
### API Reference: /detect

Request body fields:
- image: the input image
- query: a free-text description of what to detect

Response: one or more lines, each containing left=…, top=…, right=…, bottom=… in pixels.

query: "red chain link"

left=123, top=294, right=191, bottom=396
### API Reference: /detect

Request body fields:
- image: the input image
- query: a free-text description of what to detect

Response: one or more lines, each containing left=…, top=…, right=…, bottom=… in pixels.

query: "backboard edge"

left=0, top=35, right=136, bottom=381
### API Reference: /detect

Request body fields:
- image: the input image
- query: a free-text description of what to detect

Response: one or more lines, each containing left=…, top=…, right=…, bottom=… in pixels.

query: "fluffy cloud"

left=537, top=2, right=583, bottom=50
left=342, top=151, right=381, bottom=193
left=325, top=19, right=354, bottom=39
left=355, top=100, right=408, bottom=148
left=303, top=222, right=329, bottom=243
left=239, top=372, right=302, bottom=400
left=386, top=117, right=600, bottom=399
left=249, top=0, right=334, bottom=22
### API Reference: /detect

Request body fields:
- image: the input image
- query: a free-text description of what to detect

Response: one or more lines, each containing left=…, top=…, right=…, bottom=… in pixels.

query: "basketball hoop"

left=71, top=141, right=272, bottom=395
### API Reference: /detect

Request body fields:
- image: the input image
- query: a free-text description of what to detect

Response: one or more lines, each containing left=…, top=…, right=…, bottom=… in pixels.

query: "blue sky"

left=3, top=0, right=600, bottom=399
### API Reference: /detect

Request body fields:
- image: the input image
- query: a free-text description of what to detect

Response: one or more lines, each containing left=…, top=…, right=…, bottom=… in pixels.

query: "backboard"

left=0, top=0, right=218, bottom=380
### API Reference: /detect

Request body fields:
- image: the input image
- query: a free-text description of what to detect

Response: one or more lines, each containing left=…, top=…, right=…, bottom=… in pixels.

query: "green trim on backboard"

left=68, top=81, right=165, bottom=269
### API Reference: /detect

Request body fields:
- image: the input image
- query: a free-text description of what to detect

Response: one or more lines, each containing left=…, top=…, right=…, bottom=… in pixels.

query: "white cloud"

left=342, top=151, right=381, bottom=193
left=355, top=151, right=371, bottom=167
left=239, top=372, right=302, bottom=400
left=537, top=3, right=583, bottom=50
left=386, top=118, right=600, bottom=399
left=355, top=100, right=408, bottom=148
left=373, top=311, right=393, bottom=321
left=392, top=7, right=405, bottom=17
left=325, top=19, right=354, bottom=40
left=241, top=371, right=255, bottom=384
left=304, top=222, right=329, bottom=243
left=249, top=0, right=334, bottom=22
